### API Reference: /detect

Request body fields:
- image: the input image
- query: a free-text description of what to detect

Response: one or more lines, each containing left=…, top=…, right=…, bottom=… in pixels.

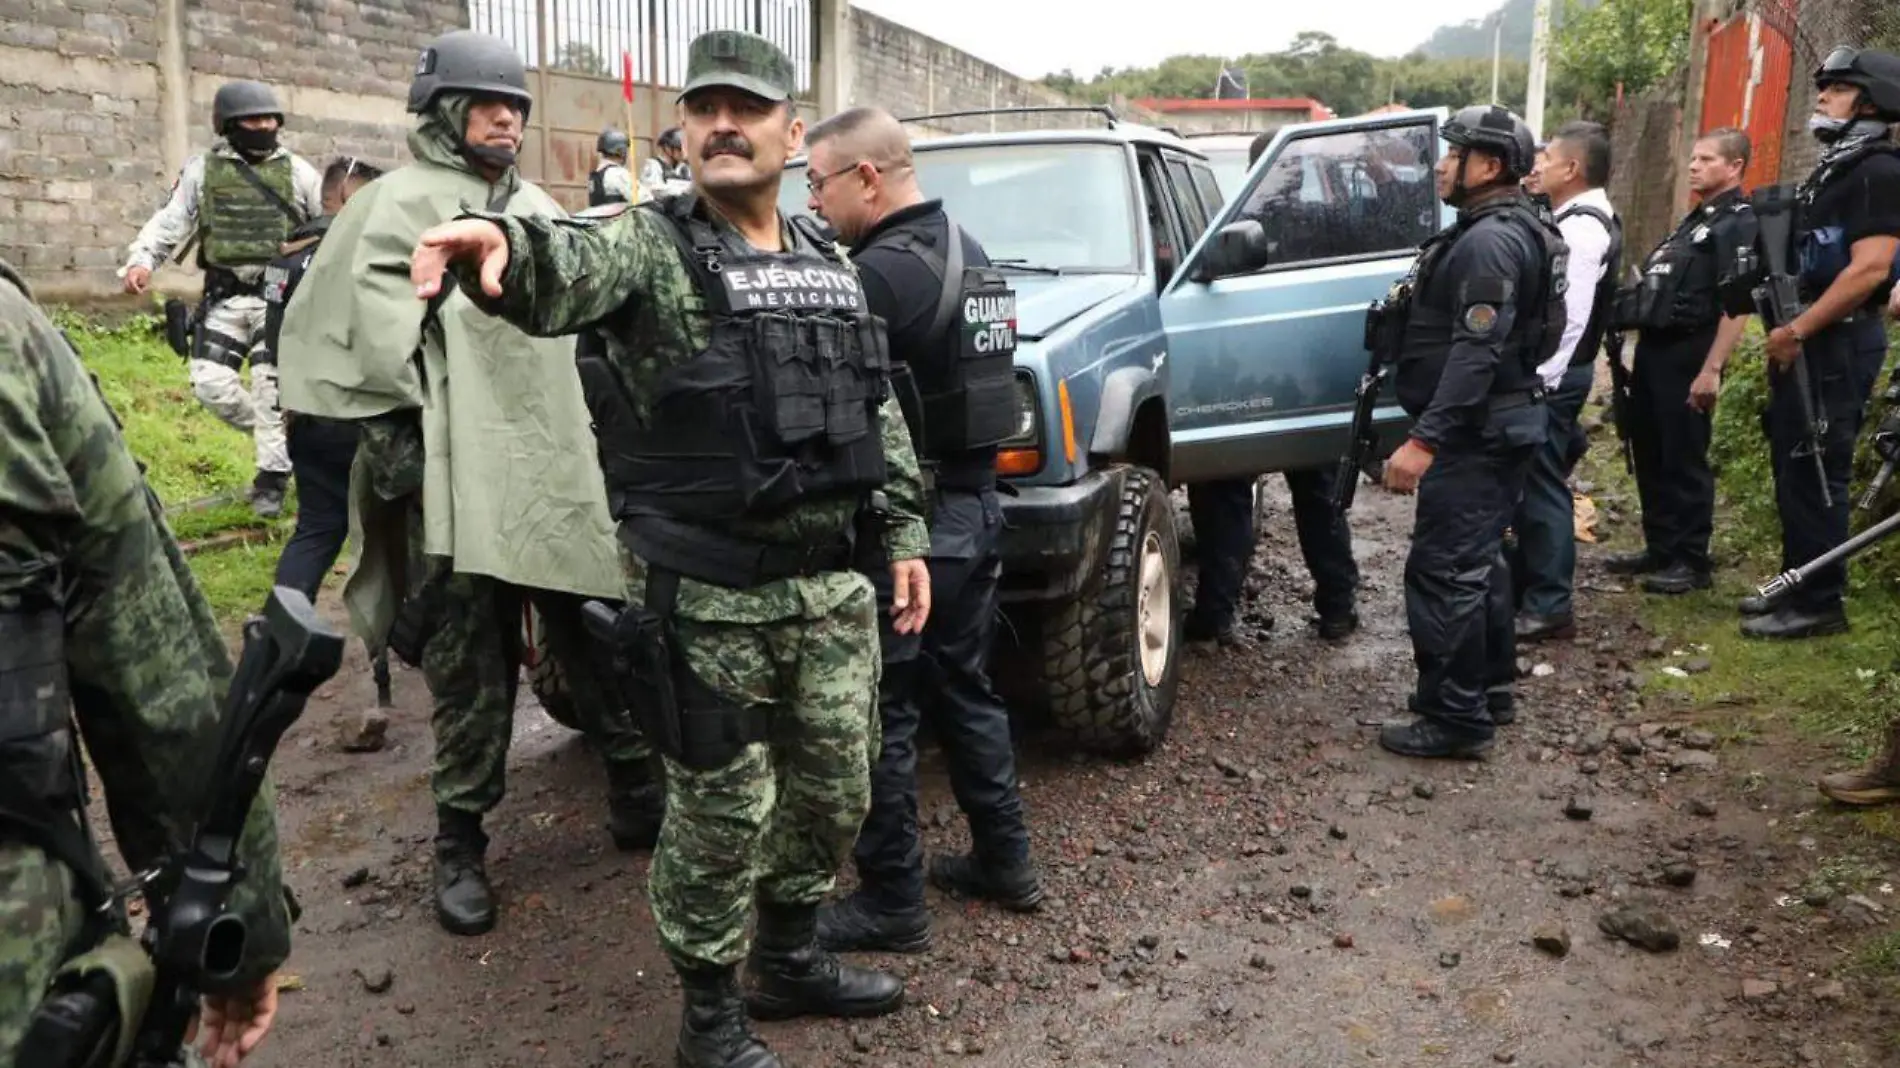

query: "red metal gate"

left=1700, top=0, right=1797, bottom=191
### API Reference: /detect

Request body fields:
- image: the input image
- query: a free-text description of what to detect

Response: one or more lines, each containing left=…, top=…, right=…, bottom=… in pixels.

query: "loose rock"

left=1438, top=951, right=1461, bottom=969
left=353, top=965, right=394, bottom=995
left=1598, top=905, right=1681, bottom=952
left=1740, top=978, right=1778, bottom=1001
left=1532, top=923, right=1571, bottom=958
left=338, top=711, right=389, bottom=754
left=1332, top=932, right=1354, bottom=949
left=1563, top=796, right=1594, bottom=821
left=340, top=867, right=370, bottom=890
left=1660, top=860, right=1698, bottom=888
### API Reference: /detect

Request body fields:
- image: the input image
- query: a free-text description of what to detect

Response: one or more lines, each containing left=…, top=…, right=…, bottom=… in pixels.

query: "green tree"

left=552, top=41, right=612, bottom=77
left=1552, top=0, right=1693, bottom=119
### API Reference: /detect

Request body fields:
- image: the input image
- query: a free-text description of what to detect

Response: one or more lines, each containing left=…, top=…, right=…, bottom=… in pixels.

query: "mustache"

left=702, top=135, right=753, bottom=160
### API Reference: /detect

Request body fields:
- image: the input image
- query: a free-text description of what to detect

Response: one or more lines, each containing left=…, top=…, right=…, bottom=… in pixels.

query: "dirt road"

left=247, top=485, right=1900, bottom=1068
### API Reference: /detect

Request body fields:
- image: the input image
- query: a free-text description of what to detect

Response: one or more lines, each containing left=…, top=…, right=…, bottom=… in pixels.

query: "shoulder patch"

left=1462, top=303, right=1500, bottom=335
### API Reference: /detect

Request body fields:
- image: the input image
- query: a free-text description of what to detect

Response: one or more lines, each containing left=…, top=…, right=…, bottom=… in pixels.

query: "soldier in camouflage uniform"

left=414, top=30, right=934, bottom=1068
left=0, top=260, right=291, bottom=1065
left=278, top=31, right=664, bottom=939
left=122, top=81, right=322, bottom=519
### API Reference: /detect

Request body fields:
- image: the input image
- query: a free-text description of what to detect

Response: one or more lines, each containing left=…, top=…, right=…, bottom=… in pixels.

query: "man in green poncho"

left=276, top=29, right=662, bottom=938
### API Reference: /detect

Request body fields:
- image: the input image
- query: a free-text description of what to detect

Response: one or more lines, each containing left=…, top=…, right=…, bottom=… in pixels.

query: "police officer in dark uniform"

left=1744, top=46, right=1900, bottom=639
left=800, top=106, right=1043, bottom=952
left=1376, top=105, right=1567, bottom=759
left=590, top=128, right=635, bottom=206
left=1603, top=129, right=1757, bottom=594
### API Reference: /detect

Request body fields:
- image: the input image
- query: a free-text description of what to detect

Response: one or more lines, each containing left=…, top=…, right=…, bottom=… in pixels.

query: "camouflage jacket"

left=0, top=261, right=291, bottom=1049
left=460, top=195, right=932, bottom=624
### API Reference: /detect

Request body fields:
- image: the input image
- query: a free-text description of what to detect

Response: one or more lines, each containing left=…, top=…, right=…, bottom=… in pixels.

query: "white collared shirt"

left=1538, top=186, right=1618, bottom=389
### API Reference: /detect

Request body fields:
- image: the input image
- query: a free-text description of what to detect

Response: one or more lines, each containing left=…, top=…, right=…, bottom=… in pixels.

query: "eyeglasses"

left=806, top=160, right=884, bottom=194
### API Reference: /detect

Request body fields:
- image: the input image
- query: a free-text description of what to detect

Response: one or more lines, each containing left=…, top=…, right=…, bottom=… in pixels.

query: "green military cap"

left=679, top=29, right=796, bottom=103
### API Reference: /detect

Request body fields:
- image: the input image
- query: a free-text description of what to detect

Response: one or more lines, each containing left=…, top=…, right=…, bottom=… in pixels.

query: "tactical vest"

left=1796, top=143, right=1900, bottom=302
left=201, top=153, right=302, bottom=269
left=584, top=197, right=889, bottom=530
left=262, top=217, right=331, bottom=361
left=1556, top=203, right=1623, bottom=367
left=1617, top=193, right=1750, bottom=333
left=1394, top=196, right=1568, bottom=412
left=868, top=217, right=1019, bottom=461
left=588, top=165, right=630, bottom=207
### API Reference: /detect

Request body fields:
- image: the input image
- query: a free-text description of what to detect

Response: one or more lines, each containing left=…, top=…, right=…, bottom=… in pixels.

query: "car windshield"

left=782, top=142, right=1139, bottom=273
left=1200, top=147, right=1250, bottom=205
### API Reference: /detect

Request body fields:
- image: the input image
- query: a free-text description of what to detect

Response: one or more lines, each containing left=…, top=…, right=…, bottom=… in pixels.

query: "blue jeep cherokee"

left=781, top=106, right=1449, bottom=756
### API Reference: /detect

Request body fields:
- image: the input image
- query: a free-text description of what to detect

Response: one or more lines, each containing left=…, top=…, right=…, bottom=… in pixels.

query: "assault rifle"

left=1858, top=377, right=1900, bottom=511
left=1602, top=271, right=1638, bottom=474
left=21, top=587, right=343, bottom=1068
left=1330, top=288, right=1405, bottom=516
left=1746, top=185, right=1832, bottom=507
left=1757, top=509, right=1900, bottom=603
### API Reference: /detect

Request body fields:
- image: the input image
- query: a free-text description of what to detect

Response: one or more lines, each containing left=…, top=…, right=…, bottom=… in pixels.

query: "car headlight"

left=997, top=370, right=1044, bottom=476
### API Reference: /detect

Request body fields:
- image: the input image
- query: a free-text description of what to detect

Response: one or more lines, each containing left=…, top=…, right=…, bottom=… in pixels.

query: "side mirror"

left=1196, top=219, right=1271, bottom=281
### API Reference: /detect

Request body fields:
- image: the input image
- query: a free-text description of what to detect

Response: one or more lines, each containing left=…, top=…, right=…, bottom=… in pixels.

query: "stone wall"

left=0, top=0, right=465, bottom=302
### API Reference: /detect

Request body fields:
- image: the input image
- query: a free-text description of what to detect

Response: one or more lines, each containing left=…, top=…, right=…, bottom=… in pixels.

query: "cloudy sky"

left=852, top=0, right=1509, bottom=79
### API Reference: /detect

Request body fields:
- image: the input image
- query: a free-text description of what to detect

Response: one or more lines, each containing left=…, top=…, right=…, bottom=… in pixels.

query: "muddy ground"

left=233, top=483, right=1900, bottom=1068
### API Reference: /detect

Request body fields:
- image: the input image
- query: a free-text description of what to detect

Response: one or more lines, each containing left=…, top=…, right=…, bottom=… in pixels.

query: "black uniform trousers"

left=273, top=414, right=360, bottom=600
left=1766, top=316, right=1889, bottom=613
left=1627, top=327, right=1718, bottom=575
left=1185, top=467, right=1359, bottom=627
left=1407, top=417, right=1539, bottom=737
left=856, top=487, right=1028, bottom=911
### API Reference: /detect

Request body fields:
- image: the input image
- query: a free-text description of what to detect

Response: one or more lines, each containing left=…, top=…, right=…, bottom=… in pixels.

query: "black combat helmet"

left=597, top=129, right=630, bottom=158
left=211, top=81, right=284, bottom=133
left=1814, top=46, right=1900, bottom=121
left=408, top=30, right=534, bottom=119
left=1443, top=104, right=1538, bottom=179
left=658, top=126, right=683, bottom=151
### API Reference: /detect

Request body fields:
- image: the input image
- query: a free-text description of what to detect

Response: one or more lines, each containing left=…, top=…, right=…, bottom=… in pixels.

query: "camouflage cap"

left=679, top=30, right=796, bottom=103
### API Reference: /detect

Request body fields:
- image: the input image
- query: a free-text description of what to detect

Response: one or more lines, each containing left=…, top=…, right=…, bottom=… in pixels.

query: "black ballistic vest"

left=261, top=216, right=332, bottom=363
left=1556, top=203, right=1622, bottom=368
left=586, top=198, right=890, bottom=525
left=1395, top=195, right=1569, bottom=414
left=872, top=219, right=1020, bottom=457
left=588, top=165, right=630, bottom=207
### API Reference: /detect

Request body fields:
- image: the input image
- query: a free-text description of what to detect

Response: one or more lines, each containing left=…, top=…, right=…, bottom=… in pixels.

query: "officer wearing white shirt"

left=1511, top=122, right=1621, bottom=642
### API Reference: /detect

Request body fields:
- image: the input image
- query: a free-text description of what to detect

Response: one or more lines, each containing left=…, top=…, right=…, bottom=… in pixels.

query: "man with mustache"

left=410, top=30, right=933, bottom=1068
left=276, top=30, right=662, bottom=938
left=121, top=81, right=322, bottom=519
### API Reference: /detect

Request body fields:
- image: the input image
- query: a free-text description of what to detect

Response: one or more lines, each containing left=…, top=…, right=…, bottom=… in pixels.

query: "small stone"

left=353, top=965, right=394, bottom=995
left=1438, top=951, right=1462, bottom=969
left=1214, top=756, right=1244, bottom=778
left=1413, top=782, right=1436, bottom=800
left=1531, top=923, right=1571, bottom=958
left=1683, top=729, right=1717, bottom=750
left=1327, top=825, right=1348, bottom=841
left=1332, top=932, right=1354, bottom=949
left=1803, top=888, right=1835, bottom=908
left=338, top=711, right=389, bottom=753
left=1579, top=760, right=1601, bottom=775
left=944, top=1038, right=966, bottom=1056
left=1683, top=656, right=1713, bottom=675
left=1670, top=750, right=1720, bottom=772
left=1598, top=905, right=1681, bottom=952
left=1068, top=946, right=1092, bottom=964
left=1564, top=796, right=1594, bottom=821
left=395, top=1002, right=415, bottom=1015
left=380, top=906, right=404, bottom=922
left=1248, top=953, right=1271, bottom=971
left=1173, top=946, right=1189, bottom=961
left=1289, top=885, right=1313, bottom=900
left=1741, top=978, right=1779, bottom=1000
left=850, top=1028, right=875, bottom=1054
left=1660, top=860, right=1698, bottom=887
left=1690, top=798, right=1718, bottom=817
left=1138, top=933, right=1161, bottom=950
left=1812, top=980, right=1847, bottom=1002
left=1493, top=1052, right=1517, bottom=1065
left=1531, top=662, right=1556, bottom=678
left=340, top=867, right=370, bottom=889
left=1515, top=657, right=1534, bottom=678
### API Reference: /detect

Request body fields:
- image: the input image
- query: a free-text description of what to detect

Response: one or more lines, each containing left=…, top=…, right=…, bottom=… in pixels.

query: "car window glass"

left=1238, top=122, right=1437, bottom=268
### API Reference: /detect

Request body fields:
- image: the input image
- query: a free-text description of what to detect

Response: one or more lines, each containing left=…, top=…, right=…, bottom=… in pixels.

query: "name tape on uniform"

left=721, top=262, right=863, bottom=312
left=962, top=291, right=1017, bottom=355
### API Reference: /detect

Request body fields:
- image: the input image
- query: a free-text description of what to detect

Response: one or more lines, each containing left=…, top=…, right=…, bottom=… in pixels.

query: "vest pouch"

left=0, top=609, right=76, bottom=806
left=1798, top=226, right=1851, bottom=295
left=754, top=314, right=827, bottom=447
left=820, top=322, right=874, bottom=447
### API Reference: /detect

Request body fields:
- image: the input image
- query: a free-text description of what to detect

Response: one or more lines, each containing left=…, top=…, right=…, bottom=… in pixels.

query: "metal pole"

left=648, top=0, right=663, bottom=148
left=1491, top=20, right=1502, bottom=105
left=1526, top=0, right=1552, bottom=137
left=537, top=0, right=552, bottom=189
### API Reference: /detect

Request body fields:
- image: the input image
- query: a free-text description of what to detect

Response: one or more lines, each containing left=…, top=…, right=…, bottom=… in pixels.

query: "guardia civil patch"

left=718, top=259, right=863, bottom=312
left=1462, top=303, right=1500, bottom=335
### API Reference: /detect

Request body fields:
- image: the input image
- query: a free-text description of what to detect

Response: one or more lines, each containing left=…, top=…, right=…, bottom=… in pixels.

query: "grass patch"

left=54, top=308, right=293, bottom=627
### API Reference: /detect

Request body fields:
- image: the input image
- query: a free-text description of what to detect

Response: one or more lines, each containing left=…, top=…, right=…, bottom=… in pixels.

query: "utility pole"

left=1490, top=19, right=1502, bottom=105
left=1526, top=0, right=1552, bottom=137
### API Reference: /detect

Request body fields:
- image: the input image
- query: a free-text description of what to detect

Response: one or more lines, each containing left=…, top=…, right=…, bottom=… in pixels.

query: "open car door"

left=1157, top=108, right=1450, bottom=483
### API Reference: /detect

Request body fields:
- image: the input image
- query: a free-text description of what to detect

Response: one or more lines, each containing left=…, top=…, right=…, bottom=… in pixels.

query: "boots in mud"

left=744, top=901, right=905, bottom=1021
left=675, top=963, right=780, bottom=1068
left=1818, top=716, right=1900, bottom=806
left=433, top=808, right=495, bottom=935
left=605, top=756, right=666, bottom=852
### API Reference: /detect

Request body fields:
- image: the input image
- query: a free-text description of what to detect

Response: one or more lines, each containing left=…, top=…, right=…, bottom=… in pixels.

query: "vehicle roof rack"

left=897, top=105, right=1120, bottom=129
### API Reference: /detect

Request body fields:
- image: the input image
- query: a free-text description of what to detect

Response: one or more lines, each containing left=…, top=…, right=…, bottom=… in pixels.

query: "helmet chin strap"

left=1448, top=149, right=1472, bottom=207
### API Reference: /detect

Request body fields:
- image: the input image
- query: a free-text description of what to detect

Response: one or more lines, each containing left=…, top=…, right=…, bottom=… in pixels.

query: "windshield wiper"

left=991, top=258, right=1065, bottom=276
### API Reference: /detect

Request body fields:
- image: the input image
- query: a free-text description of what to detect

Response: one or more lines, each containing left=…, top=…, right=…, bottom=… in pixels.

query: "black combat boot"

left=815, top=893, right=933, bottom=954
left=1641, top=562, right=1713, bottom=596
left=433, top=809, right=495, bottom=936
left=250, top=470, right=289, bottom=519
left=1602, top=549, right=1662, bottom=576
left=745, top=902, right=905, bottom=1021
left=605, top=758, right=666, bottom=852
left=676, top=964, right=781, bottom=1068
left=928, top=852, right=1044, bottom=912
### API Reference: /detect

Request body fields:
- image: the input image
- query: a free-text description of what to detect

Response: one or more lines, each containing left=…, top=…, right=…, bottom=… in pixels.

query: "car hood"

left=1007, top=273, right=1141, bottom=341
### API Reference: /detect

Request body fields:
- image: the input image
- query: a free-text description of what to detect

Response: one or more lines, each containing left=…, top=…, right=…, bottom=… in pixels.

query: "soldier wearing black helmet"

left=276, top=29, right=662, bottom=937
left=592, top=128, right=638, bottom=206
left=121, top=80, right=323, bottom=519
left=641, top=125, right=691, bottom=195
left=1374, top=104, right=1569, bottom=760
left=1741, top=46, right=1900, bottom=641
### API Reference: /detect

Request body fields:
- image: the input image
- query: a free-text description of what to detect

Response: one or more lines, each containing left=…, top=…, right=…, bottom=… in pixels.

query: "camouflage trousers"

left=647, top=578, right=882, bottom=970
left=0, top=848, right=83, bottom=1059
left=422, top=571, right=655, bottom=817
left=190, top=294, right=288, bottom=476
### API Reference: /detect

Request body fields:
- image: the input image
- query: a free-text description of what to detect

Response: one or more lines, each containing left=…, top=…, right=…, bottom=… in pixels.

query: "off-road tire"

left=1042, top=465, right=1182, bottom=756
left=522, top=603, right=581, bottom=730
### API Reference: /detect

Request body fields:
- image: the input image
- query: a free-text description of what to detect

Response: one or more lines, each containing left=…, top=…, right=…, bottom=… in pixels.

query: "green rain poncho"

left=276, top=95, right=621, bottom=644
